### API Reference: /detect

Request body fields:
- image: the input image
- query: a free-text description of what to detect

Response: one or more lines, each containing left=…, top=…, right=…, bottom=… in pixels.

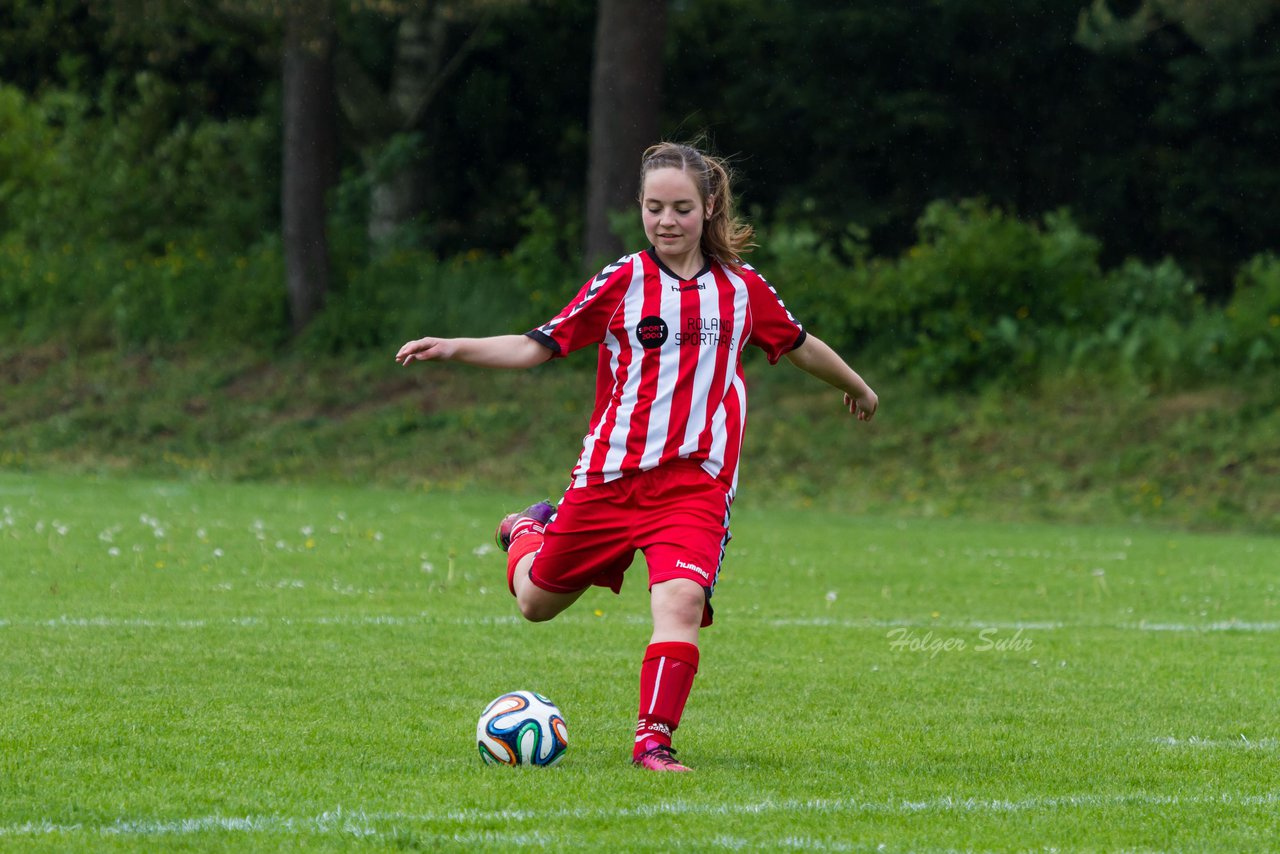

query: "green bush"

left=106, top=237, right=288, bottom=350
left=0, top=234, right=288, bottom=350
left=301, top=226, right=572, bottom=356
left=1059, top=257, right=1209, bottom=386
left=504, top=198, right=581, bottom=315
left=750, top=222, right=870, bottom=358
left=0, top=86, right=62, bottom=236
left=1223, top=254, right=1280, bottom=371
left=300, top=248, right=474, bottom=355
left=0, top=80, right=274, bottom=252
left=1061, top=253, right=1280, bottom=386
left=758, top=201, right=1277, bottom=392
left=845, top=200, right=1108, bottom=389
left=0, top=235, right=116, bottom=346
left=1103, top=257, right=1201, bottom=322
left=4, top=109, right=1277, bottom=399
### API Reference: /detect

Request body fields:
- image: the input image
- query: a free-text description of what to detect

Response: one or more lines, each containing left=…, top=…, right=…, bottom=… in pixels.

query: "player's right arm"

left=395, top=334, right=553, bottom=369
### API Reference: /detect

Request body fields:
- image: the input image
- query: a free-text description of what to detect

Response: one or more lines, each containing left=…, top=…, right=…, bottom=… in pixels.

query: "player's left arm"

left=784, top=333, right=878, bottom=422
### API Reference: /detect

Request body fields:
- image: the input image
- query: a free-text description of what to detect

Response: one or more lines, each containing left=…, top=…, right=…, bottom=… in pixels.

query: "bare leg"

left=649, top=577, right=705, bottom=644
left=512, top=551, right=586, bottom=622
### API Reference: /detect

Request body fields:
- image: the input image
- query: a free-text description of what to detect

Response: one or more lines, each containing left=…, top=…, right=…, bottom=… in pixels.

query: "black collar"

left=647, top=247, right=713, bottom=282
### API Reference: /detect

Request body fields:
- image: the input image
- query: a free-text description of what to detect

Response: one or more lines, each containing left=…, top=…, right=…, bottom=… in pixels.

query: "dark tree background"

left=282, top=0, right=338, bottom=332
left=2, top=0, right=1277, bottom=311
left=582, top=0, right=667, bottom=268
left=664, top=0, right=1280, bottom=295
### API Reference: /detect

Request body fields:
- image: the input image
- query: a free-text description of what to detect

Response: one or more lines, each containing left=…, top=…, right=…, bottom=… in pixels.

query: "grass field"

left=1, top=472, right=1277, bottom=851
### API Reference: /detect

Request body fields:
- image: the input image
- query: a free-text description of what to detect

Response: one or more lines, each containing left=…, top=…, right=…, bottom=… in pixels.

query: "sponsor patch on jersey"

left=636, top=315, right=669, bottom=349
left=675, top=316, right=735, bottom=350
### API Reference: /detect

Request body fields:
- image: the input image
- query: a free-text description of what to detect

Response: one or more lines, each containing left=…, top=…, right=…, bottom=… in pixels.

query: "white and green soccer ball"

left=476, top=690, right=568, bottom=767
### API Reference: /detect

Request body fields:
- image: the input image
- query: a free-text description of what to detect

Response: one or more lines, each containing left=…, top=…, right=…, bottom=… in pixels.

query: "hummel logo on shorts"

left=674, top=559, right=709, bottom=581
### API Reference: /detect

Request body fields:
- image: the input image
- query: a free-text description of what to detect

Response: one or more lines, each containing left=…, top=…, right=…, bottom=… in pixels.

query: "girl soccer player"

left=396, top=142, right=877, bottom=771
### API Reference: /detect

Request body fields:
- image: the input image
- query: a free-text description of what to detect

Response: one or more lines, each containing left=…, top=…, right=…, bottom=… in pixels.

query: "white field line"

left=764, top=617, right=1280, bottom=633
left=2, top=792, right=1278, bottom=840
left=1155, top=736, right=1279, bottom=751
left=1, top=613, right=1277, bottom=633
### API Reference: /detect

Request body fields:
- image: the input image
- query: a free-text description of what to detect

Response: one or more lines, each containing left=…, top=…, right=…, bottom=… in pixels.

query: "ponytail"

left=639, top=142, right=755, bottom=270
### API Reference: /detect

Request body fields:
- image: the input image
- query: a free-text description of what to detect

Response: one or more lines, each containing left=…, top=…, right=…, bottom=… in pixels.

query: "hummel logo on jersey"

left=670, top=282, right=706, bottom=292
left=675, top=559, right=710, bottom=580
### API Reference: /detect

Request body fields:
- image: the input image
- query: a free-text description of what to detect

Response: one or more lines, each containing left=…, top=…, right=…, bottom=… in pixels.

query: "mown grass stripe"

left=2, top=614, right=1276, bottom=633
left=5, top=792, right=1279, bottom=839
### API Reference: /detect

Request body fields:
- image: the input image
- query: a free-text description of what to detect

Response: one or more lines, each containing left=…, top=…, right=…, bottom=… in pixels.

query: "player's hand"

left=844, top=390, right=878, bottom=422
left=396, top=337, right=456, bottom=365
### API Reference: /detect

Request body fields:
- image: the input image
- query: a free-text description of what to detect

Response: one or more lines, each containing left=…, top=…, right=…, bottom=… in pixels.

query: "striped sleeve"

left=526, top=255, right=635, bottom=358
left=742, top=265, right=806, bottom=364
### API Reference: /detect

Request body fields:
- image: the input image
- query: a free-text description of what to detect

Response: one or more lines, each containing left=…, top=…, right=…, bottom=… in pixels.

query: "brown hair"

left=639, top=142, right=755, bottom=269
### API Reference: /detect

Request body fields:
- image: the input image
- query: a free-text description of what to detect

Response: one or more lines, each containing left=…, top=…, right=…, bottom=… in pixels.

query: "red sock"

left=506, top=532, right=543, bottom=596
left=634, top=641, right=700, bottom=758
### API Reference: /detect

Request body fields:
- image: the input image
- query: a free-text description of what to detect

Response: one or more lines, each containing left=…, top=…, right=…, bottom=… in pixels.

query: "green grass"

left=1, top=472, right=1277, bottom=851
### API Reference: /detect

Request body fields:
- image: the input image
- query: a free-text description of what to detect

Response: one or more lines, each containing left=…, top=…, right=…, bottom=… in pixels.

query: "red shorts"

left=528, top=459, right=732, bottom=627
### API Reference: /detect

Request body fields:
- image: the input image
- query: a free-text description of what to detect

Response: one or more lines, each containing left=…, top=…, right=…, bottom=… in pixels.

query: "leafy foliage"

left=1224, top=254, right=1280, bottom=370
left=2, top=2, right=1279, bottom=394
left=757, top=200, right=1275, bottom=391
left=5, top=0, right=1280, bottom=292
left=667, top=0, right=1280, bottom=296
left=0, top=82, right=276, bottom=251
left=4, top=181, right=1276, bottom=396
left=0, top=235, right=288, bottom=350
left=860, top=201, right=1108, bottom=389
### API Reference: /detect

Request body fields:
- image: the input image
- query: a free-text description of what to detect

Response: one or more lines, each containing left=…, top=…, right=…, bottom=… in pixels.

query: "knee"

left=670, top=591, right=706, bottom=623
left=518, top=598, right=558, bottom=623
left=652, top=579, right=706, bottom=626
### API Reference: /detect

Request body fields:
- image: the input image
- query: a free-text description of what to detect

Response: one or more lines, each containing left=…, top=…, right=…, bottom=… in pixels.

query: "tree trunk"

left=583, top=0, right=668, bottom=269
left=367, top=151, right=426, bottom=247
left=366, top=12, right=444, bottom=247
left=282, top=3, right=337, bottom=335
left=336, top=8, right=496, bottom=251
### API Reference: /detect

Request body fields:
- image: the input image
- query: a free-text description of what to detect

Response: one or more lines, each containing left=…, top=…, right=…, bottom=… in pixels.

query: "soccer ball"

left=476, top=690, right=568, bottom=767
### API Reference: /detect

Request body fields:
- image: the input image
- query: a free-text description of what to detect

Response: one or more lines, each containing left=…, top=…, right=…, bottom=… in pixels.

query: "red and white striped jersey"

left=527, top=248, right=806, bottom=497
